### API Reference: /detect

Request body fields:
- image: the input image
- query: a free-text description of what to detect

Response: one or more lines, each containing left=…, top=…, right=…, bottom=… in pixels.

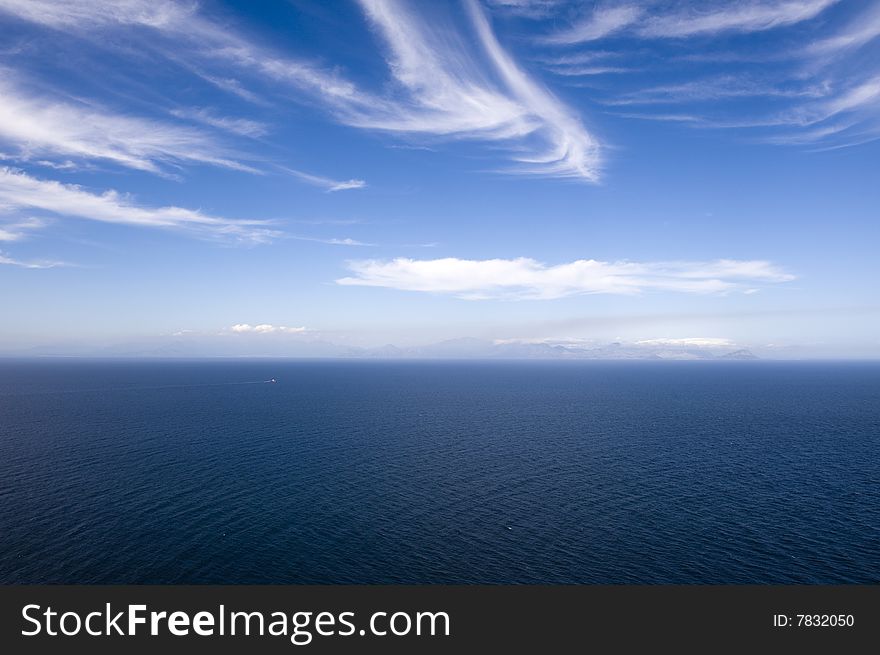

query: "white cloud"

left=535, top=51, right=623, bottom=66
left=7, top=0, right=862, bottom=165
left=0, top=0, right=603, bottom=180
left=546, top=66, right=633, bottom=77
left=321, top=238, right=371, bottom=246
left=336, top=256, right=795, bottom=300
left=464, top=0, right=601, bottom=179
left=596, top=46, right=880, bottom=149
left=282, top=168, right=367, bottom=193
left=0, top=75, right=254, bottom=174
left=0, top=167, right=279, bottom=244
left=542, top=5, right=644, bottom=45
left=724, top=76, right=880, bottom=132
left=0, top=0, right=194, bottom=29
left=229, top=324, right=307, bottom=334
left=808, top=2, right=880, bottom=54
left=0, top=216, right=45, bottom=241
left=169, top=107, right=269, bottom=138
left=288, top=235, right=373, bottom=246
left=635, top=337, right=735, bottom=348
left=539, top=0, right=838, bottom=43
left=604, top=76, right=829, bottom=106
left=214, top=0, right=601, bottom=180
left=197, top=74, right=266, bottom=105
left=486, top=0, right=563, bottom=19
left=815, top=76, right=880, bottom=122
left=637, top=0, right=839, bottom=38
left=0, top=249, right=67, bottom=268
left=613, top=73, right=880, bottom=148
left=522, top=2, right=878, bottom=150
left=356, top=0, right=533, bottom=138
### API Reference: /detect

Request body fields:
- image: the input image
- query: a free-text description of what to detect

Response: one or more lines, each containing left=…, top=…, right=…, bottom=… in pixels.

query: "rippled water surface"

left=1, top=359, right=878, bottom=583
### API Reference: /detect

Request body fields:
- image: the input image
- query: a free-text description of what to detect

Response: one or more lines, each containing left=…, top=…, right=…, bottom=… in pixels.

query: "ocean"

left=1, top=359, right=878, bottom=584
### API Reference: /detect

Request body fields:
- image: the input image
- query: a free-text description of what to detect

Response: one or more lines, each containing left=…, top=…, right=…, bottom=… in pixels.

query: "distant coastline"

left=5, top=336, right=878, bottom=360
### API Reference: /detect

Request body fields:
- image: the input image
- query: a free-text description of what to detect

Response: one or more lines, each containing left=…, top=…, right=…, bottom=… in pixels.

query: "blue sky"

left=0, top=0, right=878, bottom=357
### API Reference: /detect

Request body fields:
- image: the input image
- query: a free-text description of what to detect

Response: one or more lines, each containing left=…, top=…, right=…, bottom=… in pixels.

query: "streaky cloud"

left=486, top=0, right=564, bottom=19
left=0, top=0, right=195, bottom=29
left=288, top=235, right=374, bottom=247
left=0, top=216, right=46, bottom=241
left=0, top=75, right=256, bottom=175
left=808, top=2, right=880, bottom=54
left=603, top=75, right=830, bottom=106
left=169, top=107, right=270, bottom=138
left=0, top=167, right=279, bottom=244
left=2, top=0, right=601, bottom=181
left=336, top=256, right=795, bottom=300
left=637, top=0, right=840, bottom=38
left=281, top=167, right=367, bottom=193
left=546, top=65, right=634, bottom=77
left=465, top=0, right=601, bottom=179
left=542, top=5, right=644, bottom=45
left=0, top=249, right=68, bottom=268
left=539, top=0, right=838, bottom=43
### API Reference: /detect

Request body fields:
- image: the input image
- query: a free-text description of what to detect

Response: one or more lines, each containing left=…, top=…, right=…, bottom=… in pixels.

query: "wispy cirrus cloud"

left=463, top=0, right=601, bottom=179
left=608, top=74, right=880, bottom=146
left=543, top=0, right=839, bottom=44
left=0, top=75, right=255, bottom=175
left=4, top=0, right=868, bottom=171
left=288, top=235, right=374, bottom=247
left=603, top=75, right=830, bottom=106
left=196, top=74, right=266, bottom=105
left=355, top=0, right=533, bottom=140
left=281, top=167, right=367, bottom=193
left=532, top=1, right=879, bottom=149
left=546, top=65, right=633, bottom=77
left=336, top=256, right=795, bottom=300
left=0, top=74, right=367, bottom=194
left=217, top=0, right=602, bottom=180
left=0, top=167, right=279, bottom=244
left=0, top=0, right=602, bottom=181
left=348, top=0, right=600, bottom=180
left=674, top=75, right=880, bottom=138
left=541, top=5, right=644, bottom=45
left=637, top=0, right=840, bottom=38
left=0, top=216, right=46, bottom=241
left=809, top=2, right=880, bottom=54
left=0, top=0, right=194, bottom=29
left=0, top=3, right=369, bottom=184
left=486, top=0, right=564, bottom=19
left=169, top=107, right=269, bottom=138
left=534, top=50, right=636, bottom=77
left=0, top=249, right=68, bottom=268
left=806, top=76, right=880, bottom=125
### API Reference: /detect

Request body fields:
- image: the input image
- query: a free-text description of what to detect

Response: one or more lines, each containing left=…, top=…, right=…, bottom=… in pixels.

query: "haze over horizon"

left=1, top=1, right=878, bottom=358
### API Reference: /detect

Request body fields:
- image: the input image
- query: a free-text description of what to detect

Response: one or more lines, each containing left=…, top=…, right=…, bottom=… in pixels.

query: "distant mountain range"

left=356, top=338, right=759, bottom=361
left=10, top=335, right=759, bottom=360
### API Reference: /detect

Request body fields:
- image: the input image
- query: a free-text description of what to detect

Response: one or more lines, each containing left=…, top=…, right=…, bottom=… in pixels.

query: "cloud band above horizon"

left=336, top=256, right=795, bottom=300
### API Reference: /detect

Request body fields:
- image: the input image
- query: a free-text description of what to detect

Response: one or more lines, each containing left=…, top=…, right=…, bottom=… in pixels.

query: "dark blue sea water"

left=1, top=359, right=878, bottom=584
